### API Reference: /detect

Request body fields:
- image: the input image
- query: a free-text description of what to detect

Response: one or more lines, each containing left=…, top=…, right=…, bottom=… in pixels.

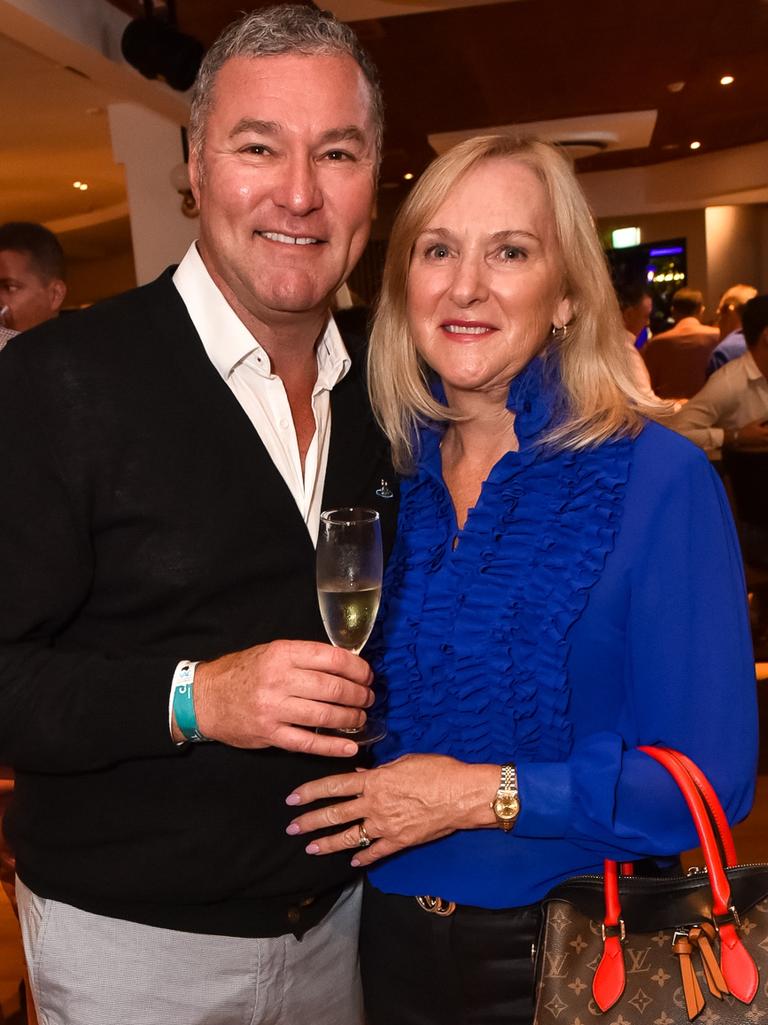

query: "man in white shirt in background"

left=665, top=294, right=768, bottom=457
left=616, top=282, right=658, bottom=399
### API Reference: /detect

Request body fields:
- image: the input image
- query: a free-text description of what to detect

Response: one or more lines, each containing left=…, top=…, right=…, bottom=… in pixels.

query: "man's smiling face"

left=190, top=53, right=377, bottom=333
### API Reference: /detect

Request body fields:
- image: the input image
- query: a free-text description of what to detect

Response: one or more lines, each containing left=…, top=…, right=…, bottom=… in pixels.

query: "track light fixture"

left=121, top=0, right=204, bottom=93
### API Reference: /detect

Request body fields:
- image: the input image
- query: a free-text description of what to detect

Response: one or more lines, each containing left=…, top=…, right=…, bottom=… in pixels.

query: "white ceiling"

left=0, top=34, right=125, bottom=222
left=0, top=32, right=131, bottom=257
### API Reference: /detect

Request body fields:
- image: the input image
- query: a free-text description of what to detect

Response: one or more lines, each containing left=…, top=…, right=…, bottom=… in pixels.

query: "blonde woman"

left=285, top=137, right=756, bottom=1024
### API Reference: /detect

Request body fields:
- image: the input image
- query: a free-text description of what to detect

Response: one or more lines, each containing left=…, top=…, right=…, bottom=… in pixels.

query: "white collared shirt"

left=0, top=325, right=18, bottom=351
left=172, top=242, right=351, bottom=546
left=665, top=350, right=768, bottom=454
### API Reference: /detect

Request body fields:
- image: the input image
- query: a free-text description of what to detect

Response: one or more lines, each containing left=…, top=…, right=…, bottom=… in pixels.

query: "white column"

left=109, top=103, right=198, bottom=285
left=705, top=205, right=766, bottom=306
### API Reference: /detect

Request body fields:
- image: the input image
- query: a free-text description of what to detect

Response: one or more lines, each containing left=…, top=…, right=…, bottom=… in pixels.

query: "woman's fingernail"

left=351, top=858, right=361, bottom=867
left=285, top=822, right=301, bottom=835
left=285, top=793, right=301, bottom=806
left=305, top=842, right=321, bottom=854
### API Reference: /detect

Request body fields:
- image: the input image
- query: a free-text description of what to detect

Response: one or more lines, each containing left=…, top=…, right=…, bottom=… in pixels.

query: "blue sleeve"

left=514, top=436, right=757, bottom=859
left=706, top=348, right=726, bottom=377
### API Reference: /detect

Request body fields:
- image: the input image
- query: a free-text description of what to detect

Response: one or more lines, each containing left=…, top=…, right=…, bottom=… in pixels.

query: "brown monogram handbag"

left=534, top=746, right=768, bottom=1024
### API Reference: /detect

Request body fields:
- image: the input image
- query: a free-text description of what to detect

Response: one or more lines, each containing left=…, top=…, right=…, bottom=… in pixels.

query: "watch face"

left=494, top=795, right=520, bottom=820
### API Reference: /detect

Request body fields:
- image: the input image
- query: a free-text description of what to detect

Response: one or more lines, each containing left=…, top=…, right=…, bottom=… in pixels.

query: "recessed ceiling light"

left=667, top=81, right=686, bottom=93
left=73, top=181, right=82, bottom=188
left=403, top=172, right=414, bottom=181
left=690, top=141, right=701, bottom=150
left=720, top=75, right=734, bottom=86
left=79, top=183, right=89, bottom=190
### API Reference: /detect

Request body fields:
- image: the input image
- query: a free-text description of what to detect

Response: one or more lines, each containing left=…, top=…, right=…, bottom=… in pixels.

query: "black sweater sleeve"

left=0, top=332, right=180, bottom=773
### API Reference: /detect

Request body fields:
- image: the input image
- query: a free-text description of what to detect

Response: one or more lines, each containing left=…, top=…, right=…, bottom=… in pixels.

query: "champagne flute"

left=316, top=507, right=386, bottom=745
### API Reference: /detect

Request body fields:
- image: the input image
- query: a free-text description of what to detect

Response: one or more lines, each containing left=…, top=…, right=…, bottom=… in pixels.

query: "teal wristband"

left=172, top=661, right=208, bottom=742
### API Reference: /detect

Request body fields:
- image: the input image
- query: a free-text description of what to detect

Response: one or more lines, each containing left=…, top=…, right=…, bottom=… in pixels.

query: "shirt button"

left=287, top=907, right=300, bottom=924
left=279, top=418, right=289, bottom=430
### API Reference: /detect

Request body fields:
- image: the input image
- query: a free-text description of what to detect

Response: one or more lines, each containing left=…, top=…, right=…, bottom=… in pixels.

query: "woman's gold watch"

left=491, top=764, right=520, bottom=831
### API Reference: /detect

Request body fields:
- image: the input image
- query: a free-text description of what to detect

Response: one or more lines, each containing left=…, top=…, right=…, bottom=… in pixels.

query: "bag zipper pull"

left=689, top=923, right=729, bottom=999
left=673, top=929, right=705, bottom=1020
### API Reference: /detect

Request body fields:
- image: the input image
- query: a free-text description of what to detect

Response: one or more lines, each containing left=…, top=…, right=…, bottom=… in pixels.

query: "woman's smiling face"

left=406, top=157, right=572, bottom=402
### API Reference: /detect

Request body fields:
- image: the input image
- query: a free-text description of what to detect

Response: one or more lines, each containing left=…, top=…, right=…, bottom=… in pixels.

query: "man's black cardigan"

left=0, top=271, right=397, bottom=937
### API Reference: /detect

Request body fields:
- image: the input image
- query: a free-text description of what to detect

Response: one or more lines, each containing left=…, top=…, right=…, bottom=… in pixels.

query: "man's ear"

left=188, top=152, right=201, bottom=208
left=48, top=278, right=67, bottom=315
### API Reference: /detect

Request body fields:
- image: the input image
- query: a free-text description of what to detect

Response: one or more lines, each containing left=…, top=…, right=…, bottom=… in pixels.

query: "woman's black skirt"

left=360, top=879, right=540, bottom=1025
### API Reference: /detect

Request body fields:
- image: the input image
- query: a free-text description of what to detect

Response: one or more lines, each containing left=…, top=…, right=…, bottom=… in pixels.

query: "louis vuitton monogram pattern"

left=534, top=897, right=768, bottom=1024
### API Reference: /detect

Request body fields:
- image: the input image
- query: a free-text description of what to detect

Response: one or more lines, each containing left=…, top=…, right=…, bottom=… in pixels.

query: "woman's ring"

left=358, top=823, right=372, bottom=848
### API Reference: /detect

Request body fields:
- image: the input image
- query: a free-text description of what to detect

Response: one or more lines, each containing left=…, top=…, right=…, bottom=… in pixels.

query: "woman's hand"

left=285, top=754, right=498, bottom=867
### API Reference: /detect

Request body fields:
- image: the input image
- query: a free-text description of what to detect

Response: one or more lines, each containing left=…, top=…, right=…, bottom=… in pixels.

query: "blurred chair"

left=642, top=332, right=717, bottom=399
left=723, top=448, right=768, bottom=660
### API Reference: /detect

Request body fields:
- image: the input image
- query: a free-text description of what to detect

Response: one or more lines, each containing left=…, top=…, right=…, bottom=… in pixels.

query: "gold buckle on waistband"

left=416, top=895, right=456, bottom=916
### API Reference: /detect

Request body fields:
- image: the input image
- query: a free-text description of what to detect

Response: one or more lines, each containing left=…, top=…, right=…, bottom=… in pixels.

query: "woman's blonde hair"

left=368, top=134, right=666, bottom=473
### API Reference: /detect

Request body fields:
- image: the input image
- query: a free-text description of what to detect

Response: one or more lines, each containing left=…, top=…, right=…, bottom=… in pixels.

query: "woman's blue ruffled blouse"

left=368, top=358, right=757, bottom=909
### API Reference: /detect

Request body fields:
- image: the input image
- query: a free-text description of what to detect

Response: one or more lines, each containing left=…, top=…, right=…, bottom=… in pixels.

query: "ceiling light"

left=720, top=75, right=734, bottom=86
left=667, top=81, right=686, bottom=93
left=73, top=181, right=82, bottom=188
left=403, top=172, right=414, bottom=181
left=689, top=141, right=701, bottom=150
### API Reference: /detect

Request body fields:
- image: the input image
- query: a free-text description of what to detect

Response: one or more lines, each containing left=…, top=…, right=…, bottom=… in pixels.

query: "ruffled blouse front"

left=374, top=358, right=632, bottom=767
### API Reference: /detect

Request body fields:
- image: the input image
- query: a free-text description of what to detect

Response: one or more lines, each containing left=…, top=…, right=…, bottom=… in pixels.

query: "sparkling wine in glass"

left=316, top=507, right=385, bottom=744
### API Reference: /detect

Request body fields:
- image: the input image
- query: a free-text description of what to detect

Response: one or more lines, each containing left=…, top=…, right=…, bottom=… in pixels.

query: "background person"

left=0, top=221, right=66, bottom=346
left=0, top=7, right=395, bottom=1025
left=616, top=281, right=658, bottom=399
left=641, top=286, right=719, bottom=398
left=707, top=283, right=758, bottom=377
left=664, top=293, right=768, bottom=456
left=617, top=280, right=652, bottom=346
left=283, top=135, right=757, bottom=1025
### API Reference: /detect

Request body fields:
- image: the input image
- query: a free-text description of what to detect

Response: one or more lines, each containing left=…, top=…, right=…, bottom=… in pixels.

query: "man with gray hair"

left=0, top=7, right=395, bottom=1023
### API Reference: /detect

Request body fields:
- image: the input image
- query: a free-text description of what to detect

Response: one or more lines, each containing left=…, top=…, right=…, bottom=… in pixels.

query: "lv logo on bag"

left=542, top=952, right=571, bottom=978
left=534, top=747, right=768, bottom=1024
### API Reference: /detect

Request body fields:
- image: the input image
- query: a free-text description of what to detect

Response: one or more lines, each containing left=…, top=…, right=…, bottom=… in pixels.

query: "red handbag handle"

left=637, top=746, right=732, bottom=913
left=654, top=747, right=737, bottom=866
left=593, top=745, right=757, bottom=1011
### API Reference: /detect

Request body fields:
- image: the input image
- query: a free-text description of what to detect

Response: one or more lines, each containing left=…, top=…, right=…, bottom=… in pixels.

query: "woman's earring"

left=551, top=323, right=568, bottom=341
